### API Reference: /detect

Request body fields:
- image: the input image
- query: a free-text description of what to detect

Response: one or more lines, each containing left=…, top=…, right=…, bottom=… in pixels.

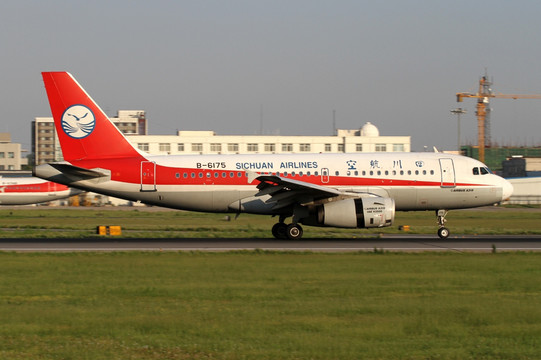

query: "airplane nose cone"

left=502, top=179, right=513, bottom=201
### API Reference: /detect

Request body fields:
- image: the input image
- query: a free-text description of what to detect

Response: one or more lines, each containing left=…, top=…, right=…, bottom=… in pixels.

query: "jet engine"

left=301, top=197, right=395, bottom=229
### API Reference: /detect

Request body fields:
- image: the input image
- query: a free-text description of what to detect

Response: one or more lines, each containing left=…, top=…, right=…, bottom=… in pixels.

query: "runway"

left=1, top=235, right=541, bottom=252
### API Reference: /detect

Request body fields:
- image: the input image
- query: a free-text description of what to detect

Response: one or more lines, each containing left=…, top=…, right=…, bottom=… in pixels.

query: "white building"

left=0, top=133, right=27, bottom=170
left=127, top=122, right=410, bottom=155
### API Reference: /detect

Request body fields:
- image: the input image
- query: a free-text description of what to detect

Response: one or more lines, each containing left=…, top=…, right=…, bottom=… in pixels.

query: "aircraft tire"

left=438, top=227, right=450, bottom=239
left=286, top=223, right=303, bottom=240
left=272, top=223, right=288, bottom=239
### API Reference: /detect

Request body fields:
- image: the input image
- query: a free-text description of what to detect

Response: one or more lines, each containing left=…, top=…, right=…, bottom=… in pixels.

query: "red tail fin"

left=42, top=72, right=141, bottom=161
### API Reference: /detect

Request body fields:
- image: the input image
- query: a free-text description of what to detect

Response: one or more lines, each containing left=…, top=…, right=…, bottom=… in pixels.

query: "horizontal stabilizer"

left=34, top=162, right=110, bottom=185
left=49, top=163, right=107, bottom=179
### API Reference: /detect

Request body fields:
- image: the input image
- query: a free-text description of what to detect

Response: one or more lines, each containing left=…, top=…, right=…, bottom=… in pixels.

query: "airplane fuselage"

left=36, top=152, right=511, bottom=213
left=0, top=177, right=80, bottom=205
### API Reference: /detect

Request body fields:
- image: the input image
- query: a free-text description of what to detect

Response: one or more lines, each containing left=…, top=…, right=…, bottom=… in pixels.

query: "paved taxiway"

left=1, top=235, right=541, bottom=252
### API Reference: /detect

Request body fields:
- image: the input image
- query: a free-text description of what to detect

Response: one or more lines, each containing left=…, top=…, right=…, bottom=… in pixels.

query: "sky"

left=2, top=0, right=541, bottom=153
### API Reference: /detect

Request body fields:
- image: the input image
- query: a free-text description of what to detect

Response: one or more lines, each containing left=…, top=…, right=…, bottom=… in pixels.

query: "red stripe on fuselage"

left=71, top=158, right=484, bottom=188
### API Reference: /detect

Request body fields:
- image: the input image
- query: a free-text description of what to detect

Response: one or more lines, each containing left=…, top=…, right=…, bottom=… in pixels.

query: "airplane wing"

left=255, top=175, right=355, bottom=210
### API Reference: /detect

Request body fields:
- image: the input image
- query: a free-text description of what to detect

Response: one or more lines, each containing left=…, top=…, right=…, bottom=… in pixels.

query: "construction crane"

left=456, top=73, right=541, bottom=163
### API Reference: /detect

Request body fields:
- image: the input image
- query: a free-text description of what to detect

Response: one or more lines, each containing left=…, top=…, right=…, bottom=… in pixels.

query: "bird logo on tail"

left=61, top=105, right=96, bottom=139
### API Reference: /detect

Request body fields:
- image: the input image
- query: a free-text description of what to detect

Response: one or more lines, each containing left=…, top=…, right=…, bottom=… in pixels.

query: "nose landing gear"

left=436, top=209, right=450, bottom=239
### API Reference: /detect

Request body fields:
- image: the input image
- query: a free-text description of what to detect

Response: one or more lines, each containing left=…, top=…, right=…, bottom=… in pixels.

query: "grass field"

left=1, top=252, right=541, bottom=359
left=1, top=207, right=541, bottom=359
left=0, top=205, right=540, bottom=238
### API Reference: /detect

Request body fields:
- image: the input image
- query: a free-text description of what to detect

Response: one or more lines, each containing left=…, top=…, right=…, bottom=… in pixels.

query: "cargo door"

left=141, top=161, right=157, bottom=192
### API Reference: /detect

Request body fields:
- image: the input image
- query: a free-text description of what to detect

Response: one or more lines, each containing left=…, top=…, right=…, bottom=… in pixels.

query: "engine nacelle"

left=310, top=197, right=395, bottom=228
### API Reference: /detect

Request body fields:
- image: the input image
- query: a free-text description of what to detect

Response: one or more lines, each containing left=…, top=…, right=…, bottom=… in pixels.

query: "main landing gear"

left=272, top=219, right=304, bottom=240
left=436, top=209, right=450, bottom=239
left=271, top=211, right=453, bottom=240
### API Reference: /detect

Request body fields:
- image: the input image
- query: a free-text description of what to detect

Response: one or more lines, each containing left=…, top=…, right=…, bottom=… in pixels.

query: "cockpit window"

left=473, top=167, right=492, bottom=175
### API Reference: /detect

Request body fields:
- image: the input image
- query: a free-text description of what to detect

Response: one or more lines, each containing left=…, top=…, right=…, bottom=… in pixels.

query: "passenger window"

left=335, top=171, right=340, bottom=176
left=473, top=167, right=479, bottom=175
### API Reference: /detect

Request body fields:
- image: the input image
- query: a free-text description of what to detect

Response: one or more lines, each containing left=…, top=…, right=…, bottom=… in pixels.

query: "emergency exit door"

left=321, top=168, right=330, bottom=183
left=141, top=161, right=157, bottom=192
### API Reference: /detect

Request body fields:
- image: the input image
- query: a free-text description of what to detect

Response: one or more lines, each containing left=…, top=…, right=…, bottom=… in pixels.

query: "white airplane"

left=34, top=72, right=513, bottom=239
left=0, top=176, right=81, bottom=205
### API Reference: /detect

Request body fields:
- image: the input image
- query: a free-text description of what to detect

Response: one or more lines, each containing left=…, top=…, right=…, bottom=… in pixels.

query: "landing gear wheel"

left=436, top=210, right=450, bottom=239
left=272, top=223, right=288, bottom=239
left=286, top=223, right=304, bottom=240
left=438, top=227, right=450, bottom=239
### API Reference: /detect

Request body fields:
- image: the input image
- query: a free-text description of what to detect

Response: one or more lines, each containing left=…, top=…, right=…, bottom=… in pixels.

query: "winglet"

left=41, top=72, right=142, bottom=162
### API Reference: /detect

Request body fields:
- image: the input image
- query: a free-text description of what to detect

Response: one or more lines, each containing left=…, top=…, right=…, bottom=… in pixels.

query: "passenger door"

left=439, top=158, right=456, bottom=188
